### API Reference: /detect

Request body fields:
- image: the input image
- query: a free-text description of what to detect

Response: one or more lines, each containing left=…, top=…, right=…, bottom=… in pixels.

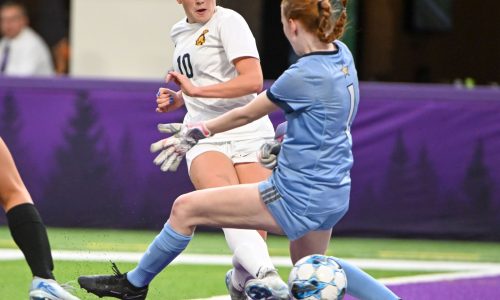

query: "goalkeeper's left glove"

left=257, top=140, right=282, bottom=170
left=257, top=121, right=287, bottom=170
left=150, top=122, right=211, bottom=172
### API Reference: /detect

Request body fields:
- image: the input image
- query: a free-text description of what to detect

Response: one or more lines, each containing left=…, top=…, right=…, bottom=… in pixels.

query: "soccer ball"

left=288, top=254, right=347, bottom=300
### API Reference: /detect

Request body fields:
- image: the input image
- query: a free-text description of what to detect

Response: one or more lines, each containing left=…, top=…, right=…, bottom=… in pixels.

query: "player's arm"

left=204, top=90, right=278, bottom=134
left=168, top=56, right=263, bottom=98
left=150, top=92, right=277, bottom=172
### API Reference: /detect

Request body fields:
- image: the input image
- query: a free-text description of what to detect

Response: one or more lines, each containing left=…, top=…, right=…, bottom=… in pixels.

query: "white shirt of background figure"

left=0, top=3, right=54, bottom=76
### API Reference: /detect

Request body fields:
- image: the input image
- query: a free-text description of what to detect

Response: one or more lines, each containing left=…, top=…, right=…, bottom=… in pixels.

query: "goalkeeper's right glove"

left=150, top=122, right=211, bottom=172
left=258, top=121, right=287, bottom=170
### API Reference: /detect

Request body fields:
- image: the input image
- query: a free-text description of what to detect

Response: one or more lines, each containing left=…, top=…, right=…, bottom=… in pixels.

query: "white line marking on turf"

left=379, top=268, right=500, bottom=285
left=192, top=270, right=500, bottom=300
left=2, top=249, right=500, bottom=272
left=3, top=249, right=500, bottom=300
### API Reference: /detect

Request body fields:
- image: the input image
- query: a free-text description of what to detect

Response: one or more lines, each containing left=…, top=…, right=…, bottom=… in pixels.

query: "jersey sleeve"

left=266, top=67, right=313, bottom=113
left=170, top=18, right=186, bottom=45
left=219, top=12, right=259, bottom=63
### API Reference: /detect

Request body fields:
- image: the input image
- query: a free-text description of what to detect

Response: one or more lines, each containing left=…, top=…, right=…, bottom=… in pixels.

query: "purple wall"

left=1, top=77, right=499, bottom=240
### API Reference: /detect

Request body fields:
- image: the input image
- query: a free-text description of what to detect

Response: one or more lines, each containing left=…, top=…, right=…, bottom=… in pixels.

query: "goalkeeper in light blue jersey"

left=262, top=37, right=358, bottom=242
left=78, top=0, right=400, bottom=299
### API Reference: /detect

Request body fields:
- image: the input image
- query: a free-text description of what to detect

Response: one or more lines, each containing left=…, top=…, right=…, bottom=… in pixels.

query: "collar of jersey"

left=301, top=42, right=340, bottom=58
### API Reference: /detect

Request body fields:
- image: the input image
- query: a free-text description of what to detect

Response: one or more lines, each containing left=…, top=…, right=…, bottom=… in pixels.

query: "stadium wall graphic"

left=0, top=78, right=499, bottom=240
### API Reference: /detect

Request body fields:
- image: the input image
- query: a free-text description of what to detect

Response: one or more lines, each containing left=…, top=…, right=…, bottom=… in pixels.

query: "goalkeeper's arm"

left=204, top=91, right=279, bottom=135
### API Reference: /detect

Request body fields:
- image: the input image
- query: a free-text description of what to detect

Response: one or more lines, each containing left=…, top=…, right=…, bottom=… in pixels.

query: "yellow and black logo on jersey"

left=196, top=29, right=209, bottom=46
left=341, top=66, right=350, bottom=77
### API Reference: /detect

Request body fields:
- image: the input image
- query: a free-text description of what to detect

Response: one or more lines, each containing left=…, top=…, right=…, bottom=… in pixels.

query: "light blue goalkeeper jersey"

left=266, top=40, right=359, bottom=216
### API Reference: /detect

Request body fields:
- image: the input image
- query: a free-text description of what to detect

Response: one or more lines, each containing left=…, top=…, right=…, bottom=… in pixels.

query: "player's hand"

left=258, top=140, right=281, bottom=170
left=257, top=121, right=287, bottom=170
left=156, top=88, right=184, bottom=113
left=150, top=122, right=211, bottom=172
left=168, top=71, right=201, bottom=97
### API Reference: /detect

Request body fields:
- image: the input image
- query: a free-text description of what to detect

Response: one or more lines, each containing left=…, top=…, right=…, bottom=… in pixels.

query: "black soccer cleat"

left=78, top=262, right=148, bottom=300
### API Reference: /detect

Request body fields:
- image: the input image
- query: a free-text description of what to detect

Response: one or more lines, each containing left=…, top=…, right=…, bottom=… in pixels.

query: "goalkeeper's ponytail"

left=281, top=0, right=348, bottom=43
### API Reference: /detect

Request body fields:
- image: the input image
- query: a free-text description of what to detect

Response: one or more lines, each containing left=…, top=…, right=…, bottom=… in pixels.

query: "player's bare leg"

left=0, top=138, right=33, bottom=211
left=234, top=162, right=270, bottom=239
left=78, top=152, right=287, bottom=299
left=1, top=138, right=80, bottom=300
left=169, top=183, right=279, bottom=234
left=289, top=230, right=333, bottom=264
left=78, top=183, right=283, bottom=299
left=167, top=183, right=288, bottom=299
left=289, top=228, right=401, bottom=300
left=189, top=153, right=286, bottom=299
left=233, top=162, right=288, bottom=299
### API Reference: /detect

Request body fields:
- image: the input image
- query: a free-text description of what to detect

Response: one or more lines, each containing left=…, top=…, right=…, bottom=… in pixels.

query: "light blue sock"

left=333, top=257, right=401, bottom=300
left=127, top=223, right=192, bottom=288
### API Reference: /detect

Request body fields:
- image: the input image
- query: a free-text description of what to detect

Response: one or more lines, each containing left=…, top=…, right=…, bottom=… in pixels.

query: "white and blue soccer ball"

left=288, top=254, right=347, bottom=300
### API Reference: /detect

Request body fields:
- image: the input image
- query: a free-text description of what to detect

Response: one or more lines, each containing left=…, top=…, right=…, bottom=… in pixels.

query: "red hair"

left=281, top=0, right=348, bottom=43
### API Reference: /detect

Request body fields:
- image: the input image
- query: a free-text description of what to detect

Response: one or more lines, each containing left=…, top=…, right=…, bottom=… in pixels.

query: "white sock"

left=230, top=259, right=252, bottom=291
left=223, top=228, right=275, bottom=279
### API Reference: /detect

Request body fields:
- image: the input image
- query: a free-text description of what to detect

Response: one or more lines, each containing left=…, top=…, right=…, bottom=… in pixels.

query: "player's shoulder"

left=170, top=17, right=193, bottom=40
left=334, top=40, right=348, bottom=49
left=19, top=28, right=41, bottom=42
left=16, top=28, right=48, bottom=50
left=212, top=6, right=248, bottom=26
left=271, top=63, right=306, bottom=94
left=334, top=40, right=354, bottom=61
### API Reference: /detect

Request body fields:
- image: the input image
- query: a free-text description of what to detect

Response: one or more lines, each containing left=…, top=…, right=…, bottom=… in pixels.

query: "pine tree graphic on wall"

left=0, top=91, right=23, bottom=224
left=114, top=128, right=142, bottom=227
left=354, top=183, right=379, bottom=225
left=382, top=131, right=419, bottom=221
left=42, top=91, right=123, bottom=227
left=415, top=145, right=441, bottom=215
left=0, top=91, right=40, bottom=201
left=0, top=91, right=22, bottom=153
left=462, top=139, right=493, bottom=216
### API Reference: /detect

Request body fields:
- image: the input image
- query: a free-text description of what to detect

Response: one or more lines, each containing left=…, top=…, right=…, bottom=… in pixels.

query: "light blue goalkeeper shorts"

left=258, top=180, right=349, bottom=241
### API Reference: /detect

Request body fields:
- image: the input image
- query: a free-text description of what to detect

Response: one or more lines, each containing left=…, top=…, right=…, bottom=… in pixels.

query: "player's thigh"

left=235, top=162, right=271, bottom=184
left=289, top=229, right=333, bottom=264
left=171, top=183, right=284, bottom=235
left=189, top=151, right=240, bottom=189
left=235, top=162, right=271, bottom=238
left=0, top=138, right=32, bottom=210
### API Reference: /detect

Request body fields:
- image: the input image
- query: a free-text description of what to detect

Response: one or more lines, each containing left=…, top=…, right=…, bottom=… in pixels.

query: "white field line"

left=379, top=268, right=500, bottom=285
left=192, top=269, right=500, bottom=300
left=2, top=249, right=500, bottom=272
left=3, top=249, right=500, bottom=300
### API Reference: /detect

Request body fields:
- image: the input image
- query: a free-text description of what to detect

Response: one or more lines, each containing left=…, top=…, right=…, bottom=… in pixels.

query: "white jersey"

left=0, top=27, right=54, bottom=76
left=171, top=6, right=274, bottom=142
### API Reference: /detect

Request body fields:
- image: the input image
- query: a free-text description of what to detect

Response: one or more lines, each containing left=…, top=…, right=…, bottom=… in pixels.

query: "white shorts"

left=185, top=137, right=272, bottom=172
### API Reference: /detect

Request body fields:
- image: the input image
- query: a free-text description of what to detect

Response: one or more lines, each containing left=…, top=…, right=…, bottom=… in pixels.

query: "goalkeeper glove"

left=258, top=140, right=281, bottom=169
left=150, top=122, right=211, bottom=172
left=257, top=121, right=287, bottom=170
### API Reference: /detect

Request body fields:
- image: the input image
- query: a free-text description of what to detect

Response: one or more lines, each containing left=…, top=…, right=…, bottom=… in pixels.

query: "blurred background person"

left=0, top=1, right=54, bottom=76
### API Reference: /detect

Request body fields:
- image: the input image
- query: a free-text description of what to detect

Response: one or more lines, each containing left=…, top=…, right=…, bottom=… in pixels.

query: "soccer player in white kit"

left=154, top=0, right=287, bottom=299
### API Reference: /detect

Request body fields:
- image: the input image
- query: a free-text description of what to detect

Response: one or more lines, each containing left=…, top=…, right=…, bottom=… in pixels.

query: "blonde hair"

left=281, top=0, right=348, bottom=43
